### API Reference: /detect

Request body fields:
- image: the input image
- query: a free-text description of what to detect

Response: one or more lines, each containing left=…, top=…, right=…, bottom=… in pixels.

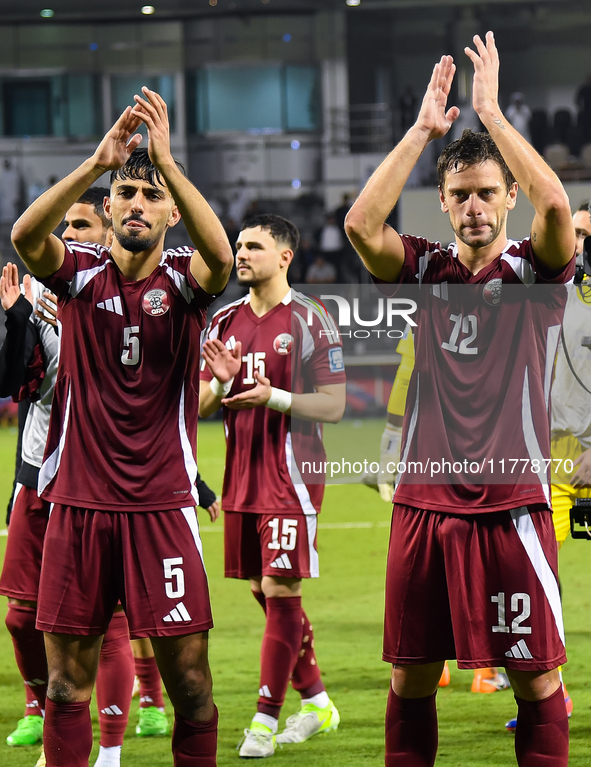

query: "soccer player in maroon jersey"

left=199, top=214, right=346, bottom=758
left=345, top=33, right=575, bottom=767
left=10, top=87, right=233, bottom=767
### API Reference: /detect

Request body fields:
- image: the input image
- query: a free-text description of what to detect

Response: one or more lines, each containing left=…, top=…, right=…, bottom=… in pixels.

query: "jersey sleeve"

left=527, top=240, right=576, bottom=285
left=39, top=240, right=80, bottom=298
left=164, top=248, right=224, bottom=312
left=305, top=307, right=347, bottom=388
left=370, top=235, right=437, bottom=295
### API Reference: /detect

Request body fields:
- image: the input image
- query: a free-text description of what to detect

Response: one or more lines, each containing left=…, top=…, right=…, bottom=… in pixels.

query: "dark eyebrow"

left=66, top=218, right=93, bottom=227
left=117, top=183, right=164, bottom=196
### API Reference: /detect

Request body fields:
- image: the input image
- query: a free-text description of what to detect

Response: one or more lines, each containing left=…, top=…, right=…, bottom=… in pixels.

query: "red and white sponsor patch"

left=273, top=333, right=293, bottom=355
left=143, top=289, right=170, bottom=317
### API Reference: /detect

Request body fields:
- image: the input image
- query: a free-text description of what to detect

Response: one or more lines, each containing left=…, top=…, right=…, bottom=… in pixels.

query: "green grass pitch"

left=0, top=421, right=590, bottom=765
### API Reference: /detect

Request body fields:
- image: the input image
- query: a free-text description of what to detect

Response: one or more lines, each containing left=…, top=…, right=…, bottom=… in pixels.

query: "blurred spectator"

left=228, top=178, right=253, bottom=224
left=334, top=193, right=352, bottom=232
left=316, top=213, right=345, bottom=280
left=305, top=255, right=337, bottom=284
left=0, top=160, right=20, bottom=224
left=506, top=93, right=532, bottom=143
left=577, top=74, right=591, bottom=144
left=399, top=86, right=417, bottom=132
left=207, top=196, right=224, bottom=220
left=224, top=218, right=240, bottom=253
left=291, top=238, right=315, bottom=284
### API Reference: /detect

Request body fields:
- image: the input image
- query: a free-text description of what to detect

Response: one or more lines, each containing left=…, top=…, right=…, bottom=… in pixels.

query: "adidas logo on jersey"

left=163, top=602, right=192, bottom=623
left=270, top=553, right=292, bottom=570
left=505, top=639, right=533, bottom=659
left=97, top=296, right=123, bottom=315
left=101, top=705, right=123, bottom=716
left=259, top=685, right=272, bottom=698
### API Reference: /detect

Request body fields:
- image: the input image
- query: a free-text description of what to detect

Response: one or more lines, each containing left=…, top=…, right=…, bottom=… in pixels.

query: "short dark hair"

left=110, top=148, right=185, bottom=189
left=76, top=187, right=110, bottom=227
left=437, top=129, right=516, bottom=191
left=577, top=200, right=591, bottom=213
left=240, top=213, right=300, bottom=252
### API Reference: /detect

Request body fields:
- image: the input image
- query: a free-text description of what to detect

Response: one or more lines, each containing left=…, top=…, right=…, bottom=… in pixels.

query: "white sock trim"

left=302, top=691, right=330, bottom=709
left=252, top=713, right=278, bottom=733
left=93, top=745, right=122, bottom=767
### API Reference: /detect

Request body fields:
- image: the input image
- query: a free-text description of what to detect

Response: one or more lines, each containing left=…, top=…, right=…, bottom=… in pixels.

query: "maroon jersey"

left=200, top=290, right=346, bottom=515
left=381, top=236, right=574, bottom=514
left=38, top=241, right=216, bottom=512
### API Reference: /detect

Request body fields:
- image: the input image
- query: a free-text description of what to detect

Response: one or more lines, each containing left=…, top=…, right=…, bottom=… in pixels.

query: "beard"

left=114, top=223, right=160, bottom=253
left=455, top=216, right=504, bottom=250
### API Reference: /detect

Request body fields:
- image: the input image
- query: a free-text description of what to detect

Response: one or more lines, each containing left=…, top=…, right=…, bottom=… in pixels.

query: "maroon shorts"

left=36, top=505, right=213, bottom=639
left=0, top=485, right=50, bottom=602
left=384, top=504, right=566, bottom=671
left=224, top=511, right=319, bottom=580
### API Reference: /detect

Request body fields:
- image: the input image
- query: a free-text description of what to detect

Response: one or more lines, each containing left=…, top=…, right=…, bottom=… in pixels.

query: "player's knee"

left=47, top=674, right=90, bottom=704
left=172, top=667, right=212, bottom=718
left=5, top=603, right=37, bottom=639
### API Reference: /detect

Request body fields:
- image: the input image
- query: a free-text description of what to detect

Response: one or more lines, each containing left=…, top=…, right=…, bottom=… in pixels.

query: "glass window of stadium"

left=0, top=75, right=101, bottom=138
left=190, top=64, right=319, bottom=133
left=111, top=75, right=176, bottom=134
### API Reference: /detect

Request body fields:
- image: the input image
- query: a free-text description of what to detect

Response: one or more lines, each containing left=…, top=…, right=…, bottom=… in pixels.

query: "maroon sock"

left=95, top=612, right=134, bottom=747
left=5, top=603, right=48, bottom=718
left=44, top=699, right=93, bottom=767
left=385, top=687, right=438, bottom=767
left=291, top=610, right=325, bottom=699
left=252, top=589, right=267, bottom=613
left=257, top=597, right=303, bottom=719
left=135, top=655, right=166, bottom=710
left=172, top=707, right=218, bottom=767
left=515, top=685, right=569, bottom=767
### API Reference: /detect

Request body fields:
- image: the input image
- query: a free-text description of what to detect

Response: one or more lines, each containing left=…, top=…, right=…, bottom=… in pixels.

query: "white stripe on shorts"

left=181, top=507, right=207, bottom=576
left=305, top=514, right=319, bottom=579
left=510, top=506, right=565, bottom=645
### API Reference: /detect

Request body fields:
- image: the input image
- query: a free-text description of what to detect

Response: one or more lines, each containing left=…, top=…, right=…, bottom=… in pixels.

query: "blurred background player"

left=504, top=201, right=591, bottom=731
left=200, top=214, right=346, bottom=758
left=0, top=193, right=137, bottom=767
left=11, top=87, right=233, bottom=767
left=345, top=32, right=574, bottom=767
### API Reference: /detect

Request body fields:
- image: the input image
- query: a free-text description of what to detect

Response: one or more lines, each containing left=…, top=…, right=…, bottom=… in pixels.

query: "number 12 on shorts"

left=491, top=592, right=531, bottom=634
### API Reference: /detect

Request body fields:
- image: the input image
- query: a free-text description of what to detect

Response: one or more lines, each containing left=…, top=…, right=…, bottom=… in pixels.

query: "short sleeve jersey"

left=200, top=290, right=346, bottom=515
left=38, top=241, right=216, bottom=512
left=380, top=236, right=574, bottom=514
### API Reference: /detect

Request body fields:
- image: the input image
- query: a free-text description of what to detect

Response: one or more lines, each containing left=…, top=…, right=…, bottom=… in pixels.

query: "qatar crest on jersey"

left=142, top=288, right=170, bottom=316
left=273, top=333, right=293, bottom=355
left=483, top=278, right=502, bottom=306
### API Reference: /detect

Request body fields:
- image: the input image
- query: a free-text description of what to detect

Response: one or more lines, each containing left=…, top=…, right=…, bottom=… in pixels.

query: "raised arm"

left=131, top=88, right=233, bottom=295
left=11, top=108, right=144, bottom=278
left=0, top=264, right=35, bottom=397
left=345, top=56, right=460, bottom=282
left=465, top=32, right=575, bottom=270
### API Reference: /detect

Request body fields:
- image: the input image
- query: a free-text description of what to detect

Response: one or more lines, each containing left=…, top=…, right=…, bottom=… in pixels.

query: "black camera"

left=575, top=235, right=591, bottom=284
left=570, top=499, right=591, bottom=539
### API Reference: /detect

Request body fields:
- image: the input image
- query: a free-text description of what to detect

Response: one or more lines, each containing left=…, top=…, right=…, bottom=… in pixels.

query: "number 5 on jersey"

left=122, top=326, right=140, bottom=366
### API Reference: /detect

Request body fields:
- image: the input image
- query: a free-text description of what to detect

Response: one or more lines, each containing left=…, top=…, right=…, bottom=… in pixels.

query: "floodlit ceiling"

left=0, top=0, right=586, bottom=24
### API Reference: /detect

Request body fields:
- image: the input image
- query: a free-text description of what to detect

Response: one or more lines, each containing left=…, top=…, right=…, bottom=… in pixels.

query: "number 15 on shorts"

left=268, top=518, right=298, bottom=551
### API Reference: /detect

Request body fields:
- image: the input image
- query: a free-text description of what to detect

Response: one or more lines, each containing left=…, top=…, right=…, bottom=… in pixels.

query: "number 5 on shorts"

left=268, top=518, right=298, bottom=551
left=163, top=557, right=185, bottom=599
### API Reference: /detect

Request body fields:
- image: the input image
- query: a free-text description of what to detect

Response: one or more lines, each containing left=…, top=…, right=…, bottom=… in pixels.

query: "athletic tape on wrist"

left=210, top=376, right=234, bottom=397
left=266, top=387, right=292, bottom=413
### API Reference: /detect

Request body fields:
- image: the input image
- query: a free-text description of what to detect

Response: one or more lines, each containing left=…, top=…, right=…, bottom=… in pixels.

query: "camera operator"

left=550, top=201, right=591, bottom=541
